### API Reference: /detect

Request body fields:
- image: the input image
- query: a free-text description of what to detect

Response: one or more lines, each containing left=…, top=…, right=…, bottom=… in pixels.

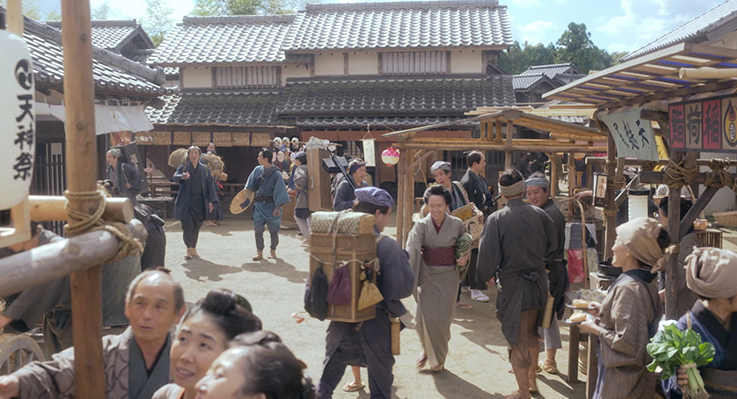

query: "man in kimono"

left=0, top=223, right=140, bottom=356
left=665, top=247, right=737, bottom=398
left=316, top=187, right=415, bottom=399
left=477, top=168, right=556, bottom=399
left=245, top=147, right=290, bottom=260
left=0, top=268, right=185, bottom=399
left=106, top=148, right=141, bottom=203
left=461, top=150, right=493, bottom=216
left=525, top=172, right=569, bottom=375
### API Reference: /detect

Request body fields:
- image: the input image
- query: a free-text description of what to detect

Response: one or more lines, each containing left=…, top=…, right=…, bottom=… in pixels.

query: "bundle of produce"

left=201, top=153, right=226, bottom=181
left=646, top=323, right=716, bottom=399
left=168, top=148, right=188, bottom=168
left=454, top=232, right=473, bottom=274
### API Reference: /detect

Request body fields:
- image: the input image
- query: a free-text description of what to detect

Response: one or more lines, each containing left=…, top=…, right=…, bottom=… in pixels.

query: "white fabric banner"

left=600, top=108, right=658, bottom=160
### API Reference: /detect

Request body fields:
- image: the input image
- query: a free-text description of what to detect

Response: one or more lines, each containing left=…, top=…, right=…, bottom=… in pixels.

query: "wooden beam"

left=396, top=151, right=407, bottom=249
left=29, top=196, right=134, bottom=223
left=407, top=149, right=433, bottom=172
left=639, top=171, right=737, bottom=185
left=587, top=157, right=737, bottom=167
left=603, top=135, right=617, bottom=260
left=61, top=0, right=105, bottom=396
left=680, top=186, right=718, bottom=240
left=0, top=220, right=147, bottom=298
left=640, top=109, right=669, bottom=125
left=567, top=154, right=576, bottom=193
left=6, top=0, right=23, bottom=35
left=665, top=152, right=684, bottom=319
left=393, top=142, right=607, bottom=153
left=402, top=149, right=415, bottom=248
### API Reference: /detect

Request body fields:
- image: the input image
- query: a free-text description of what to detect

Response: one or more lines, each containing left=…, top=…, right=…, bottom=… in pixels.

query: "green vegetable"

left=646, top=324, right=716, bottom=399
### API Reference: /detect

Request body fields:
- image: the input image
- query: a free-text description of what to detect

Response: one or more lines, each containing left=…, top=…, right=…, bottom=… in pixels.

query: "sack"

left=304, top=264, right=329, bottom=320
left=357, top=268, right=383, bottom=310
left=327, top=263, right=352, bottom=305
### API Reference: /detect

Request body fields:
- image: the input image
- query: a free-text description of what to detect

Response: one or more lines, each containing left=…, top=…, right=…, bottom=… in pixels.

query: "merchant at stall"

left=316, top=187, right=414, bottom=399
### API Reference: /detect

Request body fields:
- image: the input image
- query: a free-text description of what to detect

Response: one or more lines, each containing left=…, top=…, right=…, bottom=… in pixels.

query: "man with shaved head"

left=0, top=268, right=185, bottom=399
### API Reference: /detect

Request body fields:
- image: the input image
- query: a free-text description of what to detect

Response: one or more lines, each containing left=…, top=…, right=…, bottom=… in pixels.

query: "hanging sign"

left=0, top=30, right=35, bottom=210
left=669, top=94, right=737, bottom=152
left=362, top=139, right=376, bottom=167
left=599, top=108, right=658, bottom=161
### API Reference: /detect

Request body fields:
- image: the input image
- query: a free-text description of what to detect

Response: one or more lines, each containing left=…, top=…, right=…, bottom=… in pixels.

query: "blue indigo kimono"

left=245, top=165, right=290, bottom=230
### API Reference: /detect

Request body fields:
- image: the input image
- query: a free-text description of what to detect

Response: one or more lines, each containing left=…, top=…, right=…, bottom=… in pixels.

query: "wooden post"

left=603, top=135, right=617, bottom=260
left=665, top=151, right=684, bottom=320
left=402, top=149, right=415, bottom=247
left=567, top=154, right=576, bottom=195
left=550, top=153, right=558, bottom=197
left=60, top=0, right=105, bottom=397
left=6, top=0, right=23, bottom=35
left=396, top=151, right=406, bottom=248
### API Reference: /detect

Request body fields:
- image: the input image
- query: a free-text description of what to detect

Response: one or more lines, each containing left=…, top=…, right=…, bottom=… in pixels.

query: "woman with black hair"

left=333, top=158, right=368, bottom=211
left=152, top=289, right=262, bottom=399
left=406, top=185, right=470, bottom=372
left=194, top=330, right=315, bottom=399
left=579, top=217, right=674, bottom=399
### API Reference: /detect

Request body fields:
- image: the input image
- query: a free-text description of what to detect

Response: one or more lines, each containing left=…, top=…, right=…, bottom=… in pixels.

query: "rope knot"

left=663, top=159, right=698, bottom=190
left=704, top=158, right=732, bottom=189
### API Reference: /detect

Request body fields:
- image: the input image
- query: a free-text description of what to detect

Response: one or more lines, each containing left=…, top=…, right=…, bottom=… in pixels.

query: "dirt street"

left=164, top=214, right=588, bottom=399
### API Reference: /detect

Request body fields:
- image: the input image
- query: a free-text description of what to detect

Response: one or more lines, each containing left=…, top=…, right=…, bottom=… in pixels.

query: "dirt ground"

left=163, top=213, right=590, bottom=399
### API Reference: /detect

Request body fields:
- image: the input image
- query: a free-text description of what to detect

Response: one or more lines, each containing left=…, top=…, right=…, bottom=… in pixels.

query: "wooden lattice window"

left=380, top=51, right=449, bottom=75
left=213, top=66, right=280, bottom=89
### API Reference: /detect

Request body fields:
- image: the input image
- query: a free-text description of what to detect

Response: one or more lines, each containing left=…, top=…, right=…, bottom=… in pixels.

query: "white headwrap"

left=685, top=247, right=737, bottom=299
left=616, top=217, right=674, bottom=273
left=499, top=180, right=525, bottom=197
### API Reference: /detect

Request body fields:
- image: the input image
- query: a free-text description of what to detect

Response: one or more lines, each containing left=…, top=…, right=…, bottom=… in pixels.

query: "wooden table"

left=567, top=324, right=600, bottom=398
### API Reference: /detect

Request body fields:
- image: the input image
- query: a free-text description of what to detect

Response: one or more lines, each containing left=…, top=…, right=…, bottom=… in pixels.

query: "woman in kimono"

left=664, top=247, right=737, bottom=398
left=407, top=185, right=470, bottom=372
left=288, top=151, right=311, bottom=245
left=195, top=331, right=314, bottom=399
left=153, top=289, right=262, bottom=399
left=580, top=217, right=673, bottom=399
left=333, top=159, right=368, bottom=211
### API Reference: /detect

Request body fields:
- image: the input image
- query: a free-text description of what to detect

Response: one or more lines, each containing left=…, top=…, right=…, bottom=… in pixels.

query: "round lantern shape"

left=381, top=147, right=400, bottom=166
left=0, top=30, right=35, bottom=210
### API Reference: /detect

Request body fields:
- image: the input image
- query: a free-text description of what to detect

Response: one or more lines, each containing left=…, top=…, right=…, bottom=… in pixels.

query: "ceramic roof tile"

left=276, top=75, right=514, bottom=117
left=512, top=74, right=545, bottom=90
left=19, top=16, right=169, bottom=97
left=519, top=63, right=581, bottom=79
left=148, top=15, right=295, bottom=65
left=286, top=1, right=512, bottom=51
left=621, top=0, right=737, bottom=61
left=46, top=20, right=149, bottom=51
left=293, top=115, right=475, bottom=129
left=146, top=92, right=281, bottom=126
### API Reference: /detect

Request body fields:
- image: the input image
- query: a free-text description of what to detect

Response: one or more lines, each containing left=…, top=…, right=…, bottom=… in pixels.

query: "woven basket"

left=713, top=211, right=737, bottom=227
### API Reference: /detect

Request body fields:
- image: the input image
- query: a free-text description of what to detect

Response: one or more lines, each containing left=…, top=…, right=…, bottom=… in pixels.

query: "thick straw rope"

left=704, top=158, right=733, bottom=189
left=662, top=159, right=699, bottom=189
left=64, top=186, right=143, bottom=264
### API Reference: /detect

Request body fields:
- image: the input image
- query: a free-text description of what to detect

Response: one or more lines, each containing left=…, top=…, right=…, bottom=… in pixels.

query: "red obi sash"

left=421, top=246, right=456, bottom=266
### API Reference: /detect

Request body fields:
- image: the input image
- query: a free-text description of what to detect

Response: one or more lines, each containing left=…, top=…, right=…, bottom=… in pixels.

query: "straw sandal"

left=342, top=382, right=365, bottom=392
left=416, top=352, right=427, bottom=369
left=539, top=359, right=559, bottom=374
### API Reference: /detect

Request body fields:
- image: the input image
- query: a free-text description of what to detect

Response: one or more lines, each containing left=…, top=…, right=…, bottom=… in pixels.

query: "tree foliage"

left=500, top=22, right=629, bottom=75
left=92, top=1, right=111, bottom=20
left=143, top=0, right=174, bottom=46
left=191, top=0, right=304, bottom=16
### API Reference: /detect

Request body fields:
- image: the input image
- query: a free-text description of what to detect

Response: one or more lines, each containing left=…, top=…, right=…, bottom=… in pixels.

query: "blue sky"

left=35, top=0, right=726, bottom=54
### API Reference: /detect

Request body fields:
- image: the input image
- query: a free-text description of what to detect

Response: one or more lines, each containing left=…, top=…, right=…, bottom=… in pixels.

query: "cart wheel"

left=0, top=333, right=45, bottom=375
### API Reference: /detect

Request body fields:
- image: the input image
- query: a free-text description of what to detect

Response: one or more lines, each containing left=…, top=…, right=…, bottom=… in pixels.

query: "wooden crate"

left=309, top=233, right=377, bottom=322
left=697, top=229, right=722, bottom=248
left=307, top=147, right=333, bottom=212
left=173, top=131, right=192, bottom=146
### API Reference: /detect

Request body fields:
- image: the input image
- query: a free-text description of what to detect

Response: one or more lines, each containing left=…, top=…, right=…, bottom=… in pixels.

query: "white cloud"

left=514, top=20, right=557, bottom=45
left=89, top=0, right=194, bottom=22
left=511, top=0, right=542, bottom=7
left=595, top=0, right=723, bottom=52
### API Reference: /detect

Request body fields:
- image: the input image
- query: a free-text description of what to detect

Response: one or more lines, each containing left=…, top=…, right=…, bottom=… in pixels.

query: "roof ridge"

left=528, top=63, right=573, bottom=69
left=304, top=0, right=502, bottom=12
left=181, top=14, right=295, bottom=25
left=22, top=16, right=165, bottom=85
left=45, top=19, right=139, bottom=27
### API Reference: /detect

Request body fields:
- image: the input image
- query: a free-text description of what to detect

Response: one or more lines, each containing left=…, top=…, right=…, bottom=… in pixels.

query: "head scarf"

left=348, top=160, right=366, bottom=174
left=685, top=247, right=737, bottom=299
left=524, top=176, right=549, bottom=190
left=107, top=148, right=122, bottom=158
left=615, top=217, right=674, bottom=272
left=355, top=187, right=394, bottom=207
left=499, top=180, right=524, bottom=197
left=430, top=161, right=452, bottom=173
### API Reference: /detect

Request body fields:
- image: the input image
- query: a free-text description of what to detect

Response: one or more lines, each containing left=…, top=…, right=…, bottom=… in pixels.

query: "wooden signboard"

left=669, top=94, right=737, bottom=152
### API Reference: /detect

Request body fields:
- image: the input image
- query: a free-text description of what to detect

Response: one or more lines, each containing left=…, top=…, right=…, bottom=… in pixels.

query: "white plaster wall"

left=700, top=151, right=737, bottom=213
left=281, top=64, right=312, bottom=86
left=314, top=52, right=345, bottom=76
left=709, top=31, right=737, bottom=50
left=182, top=66, right=212, bottom=89
left=450, top=49, right=483, bottom=74
left=348, top=51, right=379, bottom=75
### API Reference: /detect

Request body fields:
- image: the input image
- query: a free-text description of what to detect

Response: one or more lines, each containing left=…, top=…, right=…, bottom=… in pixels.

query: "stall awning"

left=543, top=42, right=737, bottom=107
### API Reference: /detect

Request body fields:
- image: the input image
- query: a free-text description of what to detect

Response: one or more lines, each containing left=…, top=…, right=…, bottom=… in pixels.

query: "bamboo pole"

left=567, top=154, right=576, bottom=194
left=29, top=196, right=134, bottom=223
left=550, top=153, right=558, bottom=198
left=665, top=151, right=685, bottom=320
left=0, top=220, right=147, bottom=298
left=60, top=0, right=105, bottom=396
left=679, top=67, right=737, bottom=80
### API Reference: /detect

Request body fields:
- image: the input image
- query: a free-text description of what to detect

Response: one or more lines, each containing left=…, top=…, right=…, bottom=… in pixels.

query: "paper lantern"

left=0, top=30, right=35, bottom=210
left=628, top=187, right=650, bottom=221
left=381, top=147, right=400, bottom=166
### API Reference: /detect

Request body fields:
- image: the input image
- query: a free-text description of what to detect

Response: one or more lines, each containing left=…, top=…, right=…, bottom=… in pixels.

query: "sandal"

left=456, top=301, right=473, bottom=309
left=429, top=364, right=444, bottom=372
left=416, top=352, right=427, bottom=369
left=539, top=358, right=559, bottom=374
left=529, top=378, right=538, bottom=393
left=342, top=382, right=365, bottom=392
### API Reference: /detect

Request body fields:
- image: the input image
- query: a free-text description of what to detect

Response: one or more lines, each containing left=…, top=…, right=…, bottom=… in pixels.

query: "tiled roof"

left=285, top=0, right=513, bottom=51
left=46, top=20, right=154, bottom=52
left=147, top=15, right=294, bottom=65
left=512, top=74, right=552, bottom=90
left=294, top=115, right=475, bottom=129
left=519, top=63, right=581, bottom=79
left=276, top=75, right=514, bottom=117
left=146, top=92, right=281, bottom=126
left=19, top=14, right=169, bottom=97
left=621, top=0, right=737, bottom=61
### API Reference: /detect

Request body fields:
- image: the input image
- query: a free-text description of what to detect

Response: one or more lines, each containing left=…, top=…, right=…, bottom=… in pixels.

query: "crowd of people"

left=1, top=142, right=736, bottom=399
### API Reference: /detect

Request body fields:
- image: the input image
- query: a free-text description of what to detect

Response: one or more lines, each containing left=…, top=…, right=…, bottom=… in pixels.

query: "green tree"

left=554, top=22, right=612, bottom=73
left=92, top=1, right=111, bottom=20
left=143, top=0, right=174, bottom=46
left=44, top=10, right=61, bottom=20
left=190, top=0, right=305, bottom=16
left=1, top=0, right=41, bottom=19
left=499, top=41, right=557, bottom=75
